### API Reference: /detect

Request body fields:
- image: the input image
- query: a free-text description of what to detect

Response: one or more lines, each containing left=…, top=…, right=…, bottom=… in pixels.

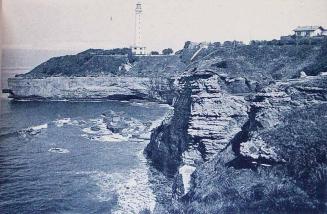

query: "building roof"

left=293, top=26, right=324, bottom=32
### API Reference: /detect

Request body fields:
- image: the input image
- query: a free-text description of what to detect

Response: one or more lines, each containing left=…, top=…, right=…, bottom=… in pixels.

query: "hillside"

left=180, top=39, right=327, bottom=83
left=145, top=38, right=327, bottom=213
left=19, top=48, right=186, bottom=78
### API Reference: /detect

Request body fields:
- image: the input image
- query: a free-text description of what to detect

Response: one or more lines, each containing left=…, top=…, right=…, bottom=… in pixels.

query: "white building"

left=131, top=1, right=146, bottom=55
left=293, top=26, right=327, bottom=37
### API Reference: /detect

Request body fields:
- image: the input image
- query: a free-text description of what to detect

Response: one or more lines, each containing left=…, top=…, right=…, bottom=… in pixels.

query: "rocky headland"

left=146, top=39, right=327, bottom=213
left=6, top=49, right=185, bottom=103
left=5, top=38, right=327, bottom=213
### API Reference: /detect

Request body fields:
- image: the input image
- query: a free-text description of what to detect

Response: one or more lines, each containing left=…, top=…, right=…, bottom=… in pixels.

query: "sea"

left=0, top=70, right=173, bottom=213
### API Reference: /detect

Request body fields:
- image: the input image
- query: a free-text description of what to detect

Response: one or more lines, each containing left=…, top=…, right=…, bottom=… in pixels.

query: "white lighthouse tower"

left=132, top=1, right=146, bottom=55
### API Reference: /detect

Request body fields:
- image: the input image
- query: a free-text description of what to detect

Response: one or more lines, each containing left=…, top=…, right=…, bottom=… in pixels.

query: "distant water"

left=1, top=69, right=30, bottom=89
left=0, top=98, right=171, bottom=214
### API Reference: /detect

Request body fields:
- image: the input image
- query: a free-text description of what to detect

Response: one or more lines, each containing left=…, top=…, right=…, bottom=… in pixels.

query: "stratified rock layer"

left=8, top=77, right=177, bottom=103
left=146, top=38, right=327, bottom=213
left=145, top=70, right=252, bottom=176
left=183, top=75, right=327, bottom=214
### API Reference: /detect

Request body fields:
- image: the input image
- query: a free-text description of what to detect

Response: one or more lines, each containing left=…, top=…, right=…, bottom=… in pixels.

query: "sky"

left=2, top=0, right=327, bottom=52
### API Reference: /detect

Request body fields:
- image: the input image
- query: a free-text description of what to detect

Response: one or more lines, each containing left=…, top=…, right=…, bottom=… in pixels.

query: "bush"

left=150, top=51, right=159, bottom=55
left=213, top=42, right=221, bottom=47
left=162, top=48, right=174, bottom=55
left=184, top=41, right=192, bottom=49
left=223, top=41, right=233, bottom=47
left=304, top=38, right=327, bottom=75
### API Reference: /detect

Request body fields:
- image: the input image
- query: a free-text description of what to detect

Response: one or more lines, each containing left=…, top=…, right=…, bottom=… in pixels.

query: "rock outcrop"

left=182, top=75, right=327, bottom=214
left=6, top=49, right=186, bottom=102
left=145, top=70, right=253, bottom=200
left=7, top=76, right=178, bottom=103
left=145, top=39, right=327, bottom=213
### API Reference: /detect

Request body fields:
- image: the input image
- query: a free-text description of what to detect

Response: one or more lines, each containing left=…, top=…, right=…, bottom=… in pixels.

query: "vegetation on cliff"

left=20, top=48, right=186, bottom=78
left=145, top=38, right=327, bottom=213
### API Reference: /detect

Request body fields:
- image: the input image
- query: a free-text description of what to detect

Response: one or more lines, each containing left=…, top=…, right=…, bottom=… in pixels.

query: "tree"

left=213, top=42, right=221, bottom=47
left=184, top=41, right=192, bottom=49
left=162, top=48, right=173, bottom=55
left=151, top=51, right=159, bottom=55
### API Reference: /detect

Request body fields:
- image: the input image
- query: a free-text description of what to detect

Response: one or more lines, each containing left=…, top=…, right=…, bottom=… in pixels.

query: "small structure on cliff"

left=131, top=1, right=147, bottom=55
left=293, top=26, right=327, bottom=37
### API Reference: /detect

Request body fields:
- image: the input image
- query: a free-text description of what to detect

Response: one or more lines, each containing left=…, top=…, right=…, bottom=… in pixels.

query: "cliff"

left=7, top=76, right=177, bottom=103
left=145, top=39, right=327, bottom=213
left=5, top=39, right=327, bottom=213
left=183, top=75, right=327, bottom=214
left=7, top=49, right=186, bottom=102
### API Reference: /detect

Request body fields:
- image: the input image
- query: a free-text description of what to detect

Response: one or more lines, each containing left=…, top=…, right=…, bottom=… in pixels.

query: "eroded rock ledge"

left=146, top=70, right=327, bottom=213
left=7, top=76, right=179, bottom=104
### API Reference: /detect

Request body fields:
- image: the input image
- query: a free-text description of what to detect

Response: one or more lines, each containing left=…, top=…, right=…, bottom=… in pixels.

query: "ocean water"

left=0, top=98, right=171, bottom=214
left=1, top=69, right=29, bottom=89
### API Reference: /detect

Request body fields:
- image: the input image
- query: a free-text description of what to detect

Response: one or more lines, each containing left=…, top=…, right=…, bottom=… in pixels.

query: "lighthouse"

left=132, top=1, right=146, bottom=55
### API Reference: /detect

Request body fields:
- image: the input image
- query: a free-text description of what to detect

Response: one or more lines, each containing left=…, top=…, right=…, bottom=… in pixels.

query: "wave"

left=53, top=118, right=72, bottom=127
left=48, top=147, right=70, bottom=154
left=52, top=118, right=81, bottom=127
left=0, top=123, right=48, bottom=139
left=19, top=123, right=48, bottom=136
left=89, top=169, right=155, bottom=214
left=30, top=124, right=48, bottom=131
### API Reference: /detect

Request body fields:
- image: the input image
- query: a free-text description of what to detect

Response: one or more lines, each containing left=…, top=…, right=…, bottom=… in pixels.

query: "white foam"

left=81, top=118, right=128, bottom=143
left=95, top=134, right=128, bottom=142
left=179, top=165, right=196, bottom=194
left=53, top=118, right=73, bottom=127
left=260, top=163, right=272, bottom=167
left=20, top=123, right=48, bottom=136
left=91, top=169, right=156, bottom=214
left=48, top=147, right=70, bottom=154
left=114, top=169, right=156, bottom=214
left=31, top=123, right=48, bottom=131
left=82, top=127, right=99, bottom=135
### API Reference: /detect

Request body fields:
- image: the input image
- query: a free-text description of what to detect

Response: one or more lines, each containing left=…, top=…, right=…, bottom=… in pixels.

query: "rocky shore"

left=5, top=38, right=327, bottom=213
left=145, top=39, right=327, bottom=213
left=5, top=49, right=186, bottom=103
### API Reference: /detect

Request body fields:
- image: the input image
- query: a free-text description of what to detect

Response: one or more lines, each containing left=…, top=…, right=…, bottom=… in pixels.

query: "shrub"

left=150, top=51, right=159, bottom=55
left=162, top=48, right=174, bottom=55
left=184, top=41, right=192, bottom=49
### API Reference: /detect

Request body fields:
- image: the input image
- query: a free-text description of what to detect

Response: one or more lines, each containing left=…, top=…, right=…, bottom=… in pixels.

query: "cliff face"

left=145, top=70, right=252, bottom=170
left=145, top=76, right=192, bottom=174
left=7, top=49, right=186, bottom=102
left=145, top=40, right=327, bottom=213
left=8, top=76, right=177, bottom=103
left=146, top=72, right=327, bottom=213
left=184, top=75, right=327, bottom=214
